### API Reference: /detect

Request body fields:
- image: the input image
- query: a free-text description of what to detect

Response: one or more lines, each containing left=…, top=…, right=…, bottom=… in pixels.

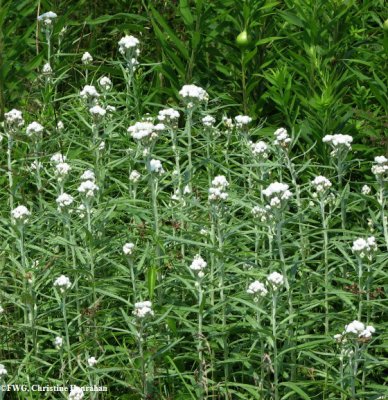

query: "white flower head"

left=129, top=170, right=141, bottom=183
left=235, top=115, right=252, bottom=128
left=11, top=205, right=31, bottom=224
left=128, top=121, right=159, bottom=141
left=118, top=35, right=140, bottom=56
left=4, top=109, right=24, bottom=131
left=262, top=182, right=292, bottom=210
left=157, top=108, right=180, bottom=124
left=179, top=84, right=208, bottom=106
left=80, top=85, right=99, bottom=101
left=311, top=176, right=332, bottom=195
left=352, top=236, right=377, bottom=260
left=123, top=242, right=135, bottom=256
left=55, top=162, right=71, bottom=180
left=361, top=185, right=371, bottom=195
left=42, top=63, right=52, bottom=75
left=0, top=364, right=8, bottom=378
left=82, top=52, right=93, bottom=65
left=202, top=115, right=216, bottom=127
left=322, top=134, right=353, bottom=156
left=37, top=11, right=57, bottom=26
left=50, top=153, right=66, bottom=164
left=54, top=336, right=63, bottom=349
left=133, top=301, right=154, bottom=318
left=89, top=105, right=106, bottom=120
left=252, top=205, right=273, bottom=223
left=78, top=180, right=99, bottom=198
left=56, top=193, right=74, bottom=210
left=54, top=275, right=71, bottom=293
left=212, top=175, right=229, bottom=189
left=371, top=156, right=388, bottom=180
left=98, top=76, right=112, bottom=91
left=249, top=140, right=269, bottom=159
left=274, top=127, right=291, bottom=148
left=149, top=159, right=165, bottom=175
left=69, top=386, right=84, bottom=400
left=267, top=272, right=284, bottom=290
left=80, top=170, right=95, bottom=182
left=222, top=116, right=234, bottom=130
left=87, top=356, right=98, bottom=367
left=98, top=141, right=105, bottom=151
left=0, top=305, right=4, bottom=314
left=247, top=280, right=268, bottom=299
left=190, top=254, right=207, bottom=278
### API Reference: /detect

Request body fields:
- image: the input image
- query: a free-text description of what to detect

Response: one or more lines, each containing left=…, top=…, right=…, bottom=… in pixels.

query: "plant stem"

left=197, top=280, right=205, bottom=399
left=320, top=199, right=330, bottom=335
left=185, top=108, right=194, bottom=191
left=7, top=134, right=14, bottom=210
left=271, top=293, right=279, bottom=400
left=62, top=296, right=72, bottom=372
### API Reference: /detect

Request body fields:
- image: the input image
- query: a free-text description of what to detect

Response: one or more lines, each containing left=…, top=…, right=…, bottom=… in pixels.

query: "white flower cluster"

left=42, top=63, right=52, bottom=75
left=0, top=363, right=7, bottom=377
left=249, top=140, right=269, bottom=159
left=37, top=11, right=57, bottom=26
left=322, top=134, right=353, bottom=155
left=222, top=116, right=234, bottom=130
left=262, top=182, right=292, bottom=209
left=274, top=127, right=291, bottom=148
left=128, top=121, right=164, bottom=141
left=82, top=52, right=93, bottom=65
left=129, top=170, right=141, bottom=183
left=133, top=301, right=154, bottom=318
left=247, top=280, right=268, bottom=299
left=4, top=109, right=24, bottom=131
left=11, top=205, right=31, bottom=224
left=334, top=320, right=375, bottom=342
left=87, top=356, right=97, bottom=367
left=202, top=115, right=216, bottom=127
left=371, top=156, right=388, bottom=180
left=267, top=272, right=284, bottom=290
left=235, top=115, right=252, bottom=128
left=89, top=105, right=106, bottom=120
left=157, top=108, right=180, bottom=124
left=56, top=193, right=74, bottom=210
left=78, top=180, right=99, bottom=198
left=0, top=305, right=4, bottom=314
left=361, top=185, right=371, bottom=195
left=55, top=162, right=71, bottom=181
left=252, top=205, right=273, bottom=223
left=54, top=336, right=63, bottom=349
left=80, top=85, right=99, bottom=102
left=69, top=386, right=84, bottom=400
left=352, top=236, right=377, bottom=260
left=51, top=153, right=66, bottom=164
left=54, top=275, right=71, bottom=293
left=81, top=170, right=95, bottom=181
left=99, top=76, right=112, bottom=91
left=311, top=176, right=332, bottom=196
left=208, top=175, right=229, bottom=201
left=149, top=159, right=165, bottom=175
left=190, top=254, right=207, bottom=278
left=118, top=35, right=140, bottom=55
left=123, top=242, right=135, bottom=256
left=179, top=84, right=209, bottom=107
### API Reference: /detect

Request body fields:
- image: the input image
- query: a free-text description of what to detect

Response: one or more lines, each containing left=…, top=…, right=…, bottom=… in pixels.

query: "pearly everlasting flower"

left=133, top=301, right=154, bottom=318
left=37, top=11, right=57, bottom=25
left=80, top=85, right=99, bottom=101
left=54, top=275, right=71, bottom=293
left=342, top=320, right=375, bottom=341
left=129, top=170, right=141, bottom=183
left=56, top=193, right=74, bottom=210
left=274, top=127, right=291, bottom=148
left=128, top=121, right=159, bottom=141
left=54, top=336, right=63, bottom=349
left=98, top=141, right=105, bottom=151
left=222, top=116, right=234, bottom=130
left=235, top=115, right=252, bottom=128
left=77, top=204, right=87, bottom=218
left=55, top=162, right=71, bottom=180
left=352, top=236, right=377, bottom=260
left=106, top=105, right=116, bottom=113
left=11, top=205, right=31, bottom=224
left=333, top=333, right=343, bottom=343
left=80, top=170, right=95, bottom=181
left=208, top=176, right=229, bottom=202
left=157, top=108, right=180, bottom=123
left=179, top=84, right=209, bottom=107
left=322, top=134, right=353, bottom=156
left=267, top=272, right=284, bottom=290
left=69, top=386, right=84, bottom=400
left=311, top=176, right=332, bottom=195
left=78, top=180, right=99, bottom=198
left=249, top=140, right=269, bottom=159
left=29, top=160, right=43, bottom=173
left=0, top=364, right=7, bottom=377
left=4, top=109, right=24, bottom=131
left=89, top=105, right=106, bottom=119
left=371, top=156, right=388, bottom=180
left=98, top=76, right=112, bottom=91
left=200, top=228, right=209, bottom=236
left=262, top=182, right=292, bottom=210
left=149, top=159, right=165, bottom=174
left=56, top=121, right=64, bottom=131
left=81, top=52, right=93, bottom=65
left=123, top=242, right=135, bottom=255
left=252, top=205, right=273, bottom=223
left=87, top=356, right=97, bottom=367
left=26, top=121, right=44, bottom=137
left=0, top=305, right=4, bottom=314
left=118, top=35, right=140, bottom=55
left=190, top=254, right=207, bottom=278
left=212, top=175, right=229, bottom=189
left=361, top=185, right=371, bottom=195
left=247, top=280, right=268, bottom=299
left=42, top=63, right=52, bottom=75
left=202, top=115, right=216, bottom=127
left=50, top=153, right=66, bottom=164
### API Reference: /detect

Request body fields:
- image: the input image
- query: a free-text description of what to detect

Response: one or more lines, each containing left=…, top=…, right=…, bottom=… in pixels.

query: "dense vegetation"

left=0, top=1, right=387, bottom=399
